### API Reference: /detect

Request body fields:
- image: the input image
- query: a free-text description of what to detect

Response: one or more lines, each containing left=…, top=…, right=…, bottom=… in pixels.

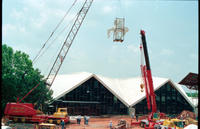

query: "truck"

left=4, top=102, right=48, bottom=123
left=131, top=30, right=166, bottom=129
left=4, top=103, right=69, bottom=124
left=4, top=0, right=93, bottom=125
left=47, top=108, right=69, bottom=124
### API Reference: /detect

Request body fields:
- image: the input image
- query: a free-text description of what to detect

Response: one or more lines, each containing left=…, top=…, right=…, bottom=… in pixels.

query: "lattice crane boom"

left=46, top=0, right=93, bottom=87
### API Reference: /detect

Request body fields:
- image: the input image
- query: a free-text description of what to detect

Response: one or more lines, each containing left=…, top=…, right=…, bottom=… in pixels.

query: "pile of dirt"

left=177, top=110, right=196, bottom=119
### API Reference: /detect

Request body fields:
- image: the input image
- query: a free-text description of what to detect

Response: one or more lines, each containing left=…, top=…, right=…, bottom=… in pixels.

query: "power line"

left=33, top=0, right=78, bottom=64
left=43, top=14, right=79, bottom=76
left=33, top=14, right=78, bottom=66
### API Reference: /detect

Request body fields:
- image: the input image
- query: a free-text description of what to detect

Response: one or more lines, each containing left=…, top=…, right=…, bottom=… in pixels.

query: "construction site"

left=2, top=0, right=198, bottom=129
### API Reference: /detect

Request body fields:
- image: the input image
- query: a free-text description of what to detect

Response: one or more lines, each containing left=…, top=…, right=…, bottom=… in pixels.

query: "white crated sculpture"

left=107, top=18, right=129, bottom=42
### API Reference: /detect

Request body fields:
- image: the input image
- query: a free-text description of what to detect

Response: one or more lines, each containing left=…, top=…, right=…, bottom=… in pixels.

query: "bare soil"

left=4, top=115, right=144, bottom=129
left=64, top=115, right=143, bottom=129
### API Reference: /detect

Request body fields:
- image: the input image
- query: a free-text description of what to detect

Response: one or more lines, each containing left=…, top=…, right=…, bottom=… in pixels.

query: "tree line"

left=2, top=44, right=53, bottom=114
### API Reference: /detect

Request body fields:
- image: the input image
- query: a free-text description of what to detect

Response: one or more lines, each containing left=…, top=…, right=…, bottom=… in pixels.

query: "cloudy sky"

left=3, top=0, right=198, bottom=85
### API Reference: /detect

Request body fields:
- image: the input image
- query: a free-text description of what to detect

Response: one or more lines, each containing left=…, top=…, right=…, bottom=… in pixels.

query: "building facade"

left=51, top=77, right=127, bottom=115
left=50, top=72, right=195, bottom=116
left=134, top=82, right=193, bottom=115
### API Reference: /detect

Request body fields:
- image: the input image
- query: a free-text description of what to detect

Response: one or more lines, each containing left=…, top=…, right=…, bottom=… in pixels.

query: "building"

left=178, top=72, right=198, bottom=116
left=49, top=72, right=197, bottom=116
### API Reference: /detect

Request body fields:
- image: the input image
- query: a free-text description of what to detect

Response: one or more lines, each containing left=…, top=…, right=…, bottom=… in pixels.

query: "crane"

left=4, top=0, right=94, bottom=124
left=46, top=0, right=93, bottom=87
left=17, top=0, right=94, bottom=103
left=140, top=30, right=157, bottom=119
left=131, top=30, right=164, bottom=128
left=138, top=30, right=166, bottom=129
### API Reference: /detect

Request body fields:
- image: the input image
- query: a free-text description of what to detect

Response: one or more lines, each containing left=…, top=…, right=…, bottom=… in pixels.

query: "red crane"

left=140, top=30, right=157, bottom=120
left=131, top=30, right=166, bottom=129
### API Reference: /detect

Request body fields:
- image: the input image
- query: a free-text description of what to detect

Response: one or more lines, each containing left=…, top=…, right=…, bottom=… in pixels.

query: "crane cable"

left=32, top=0, right=78, bottom=64
left=118, top=0, right=125, bottom=18
left=16, top=0, right=79, bottom=105
left=140, top=43, right=145, bottom=91
left=33, top=13, right=78, bottom=68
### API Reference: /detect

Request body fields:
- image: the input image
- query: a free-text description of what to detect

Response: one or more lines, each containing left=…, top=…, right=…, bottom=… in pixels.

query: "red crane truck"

left=4, top=88, right=70, bottom=124
left=131, top=30, right=166, bottom=129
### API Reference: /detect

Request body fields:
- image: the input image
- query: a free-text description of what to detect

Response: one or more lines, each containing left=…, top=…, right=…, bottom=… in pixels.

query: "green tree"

left=2, top=44, right=53, bottom=114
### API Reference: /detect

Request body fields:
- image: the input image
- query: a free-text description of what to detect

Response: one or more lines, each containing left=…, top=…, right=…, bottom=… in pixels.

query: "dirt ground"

left=4, top=116, right=143, bottom=129
left=64, top=116, right=143, bottom=129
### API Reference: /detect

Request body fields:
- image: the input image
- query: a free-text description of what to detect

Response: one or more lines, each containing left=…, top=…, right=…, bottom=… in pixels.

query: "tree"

left=2, top=44, right=53, bottom=114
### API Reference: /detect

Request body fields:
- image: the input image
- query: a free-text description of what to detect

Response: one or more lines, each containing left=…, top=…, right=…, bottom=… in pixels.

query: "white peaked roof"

left=50, top=72, right=197, bottom=108
left=50, top=72, right=93, bottom=101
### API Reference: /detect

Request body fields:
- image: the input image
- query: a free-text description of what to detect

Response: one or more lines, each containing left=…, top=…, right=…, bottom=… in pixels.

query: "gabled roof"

left=50, top=72, right=93, bottom=100
left=178, top=72, right=198, bottom=90
left=50, top=72, right=197, bottom=108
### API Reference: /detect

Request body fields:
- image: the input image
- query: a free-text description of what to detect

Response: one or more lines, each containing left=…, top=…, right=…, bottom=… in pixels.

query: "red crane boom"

left=140, top=30, right=157, bottom=120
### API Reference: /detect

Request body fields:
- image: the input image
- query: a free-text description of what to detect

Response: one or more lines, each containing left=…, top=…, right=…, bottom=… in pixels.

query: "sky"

left=2, top=0, right=198, bottom=89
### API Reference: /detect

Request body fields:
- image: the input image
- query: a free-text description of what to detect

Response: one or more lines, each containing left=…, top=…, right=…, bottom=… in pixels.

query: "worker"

left=77, top=115, right=81, bottom=124
left=136, top=114, right=138, bottom=121
left=84, top=115, right=89, bottom=125
left=131, top=112, right=135, bottom=119
left=180, top=115, right=183, bottom=120
left=179, top=115, right=184, bottom=127
left=86, top=116, right=90, bottom=125
left=61, top=120, right=65, bottom=129
left=186, top=113, right=189, bottom=118
left=84, top=116, right=86, bottom=125
left=109, top=120, right=112, bottom=129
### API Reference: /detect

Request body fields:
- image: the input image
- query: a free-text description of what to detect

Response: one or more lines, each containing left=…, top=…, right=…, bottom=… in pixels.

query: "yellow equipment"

left=47, top=108, right=69, bottom=124
left=52, top=108, right=68, bottom=118
left=38, top=123, right=57, bottom=129
left=162, top=118, right=185, bottom=129
left=185, top=118, right=198, bottom=126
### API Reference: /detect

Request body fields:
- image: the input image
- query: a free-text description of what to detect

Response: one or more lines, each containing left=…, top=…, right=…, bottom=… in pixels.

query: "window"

left=94, top=80, right=98, bottom=88
left=60, top=109, right=67, bottom=112
left=172, top=95, right=176, bottom=100
left=161, top=96, right=165, bottom=102
left=114, top=96, right=118, bottom=103
left=167, top=95, right=170, bottom=101
left=167, top=84, right=171, bottom=92
left=156, top=96, right=160, bottom=101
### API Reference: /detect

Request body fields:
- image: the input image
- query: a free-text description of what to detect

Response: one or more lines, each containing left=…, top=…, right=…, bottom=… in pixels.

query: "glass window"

left=172, top=87, right=175, bottom=91
left=167, top=84, right=171, bottom=92
left=94, top=80, right=98, bottom=88
left=167, top=106, right=171, bottom=114
left=172, top=95, right=176, bottom=100
left=170, top=86, right=175, bottom=93
left=161, top=96, right=165, bottom=102
left=167, top=95, right=170, bottom=100
left=114, top=96, right=118, bottom=103
left=156, top=96, right=160, bottom=101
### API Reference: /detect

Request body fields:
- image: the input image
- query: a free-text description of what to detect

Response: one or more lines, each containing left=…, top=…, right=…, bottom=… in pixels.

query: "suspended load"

left=107, top=18, right=129, bottom=42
